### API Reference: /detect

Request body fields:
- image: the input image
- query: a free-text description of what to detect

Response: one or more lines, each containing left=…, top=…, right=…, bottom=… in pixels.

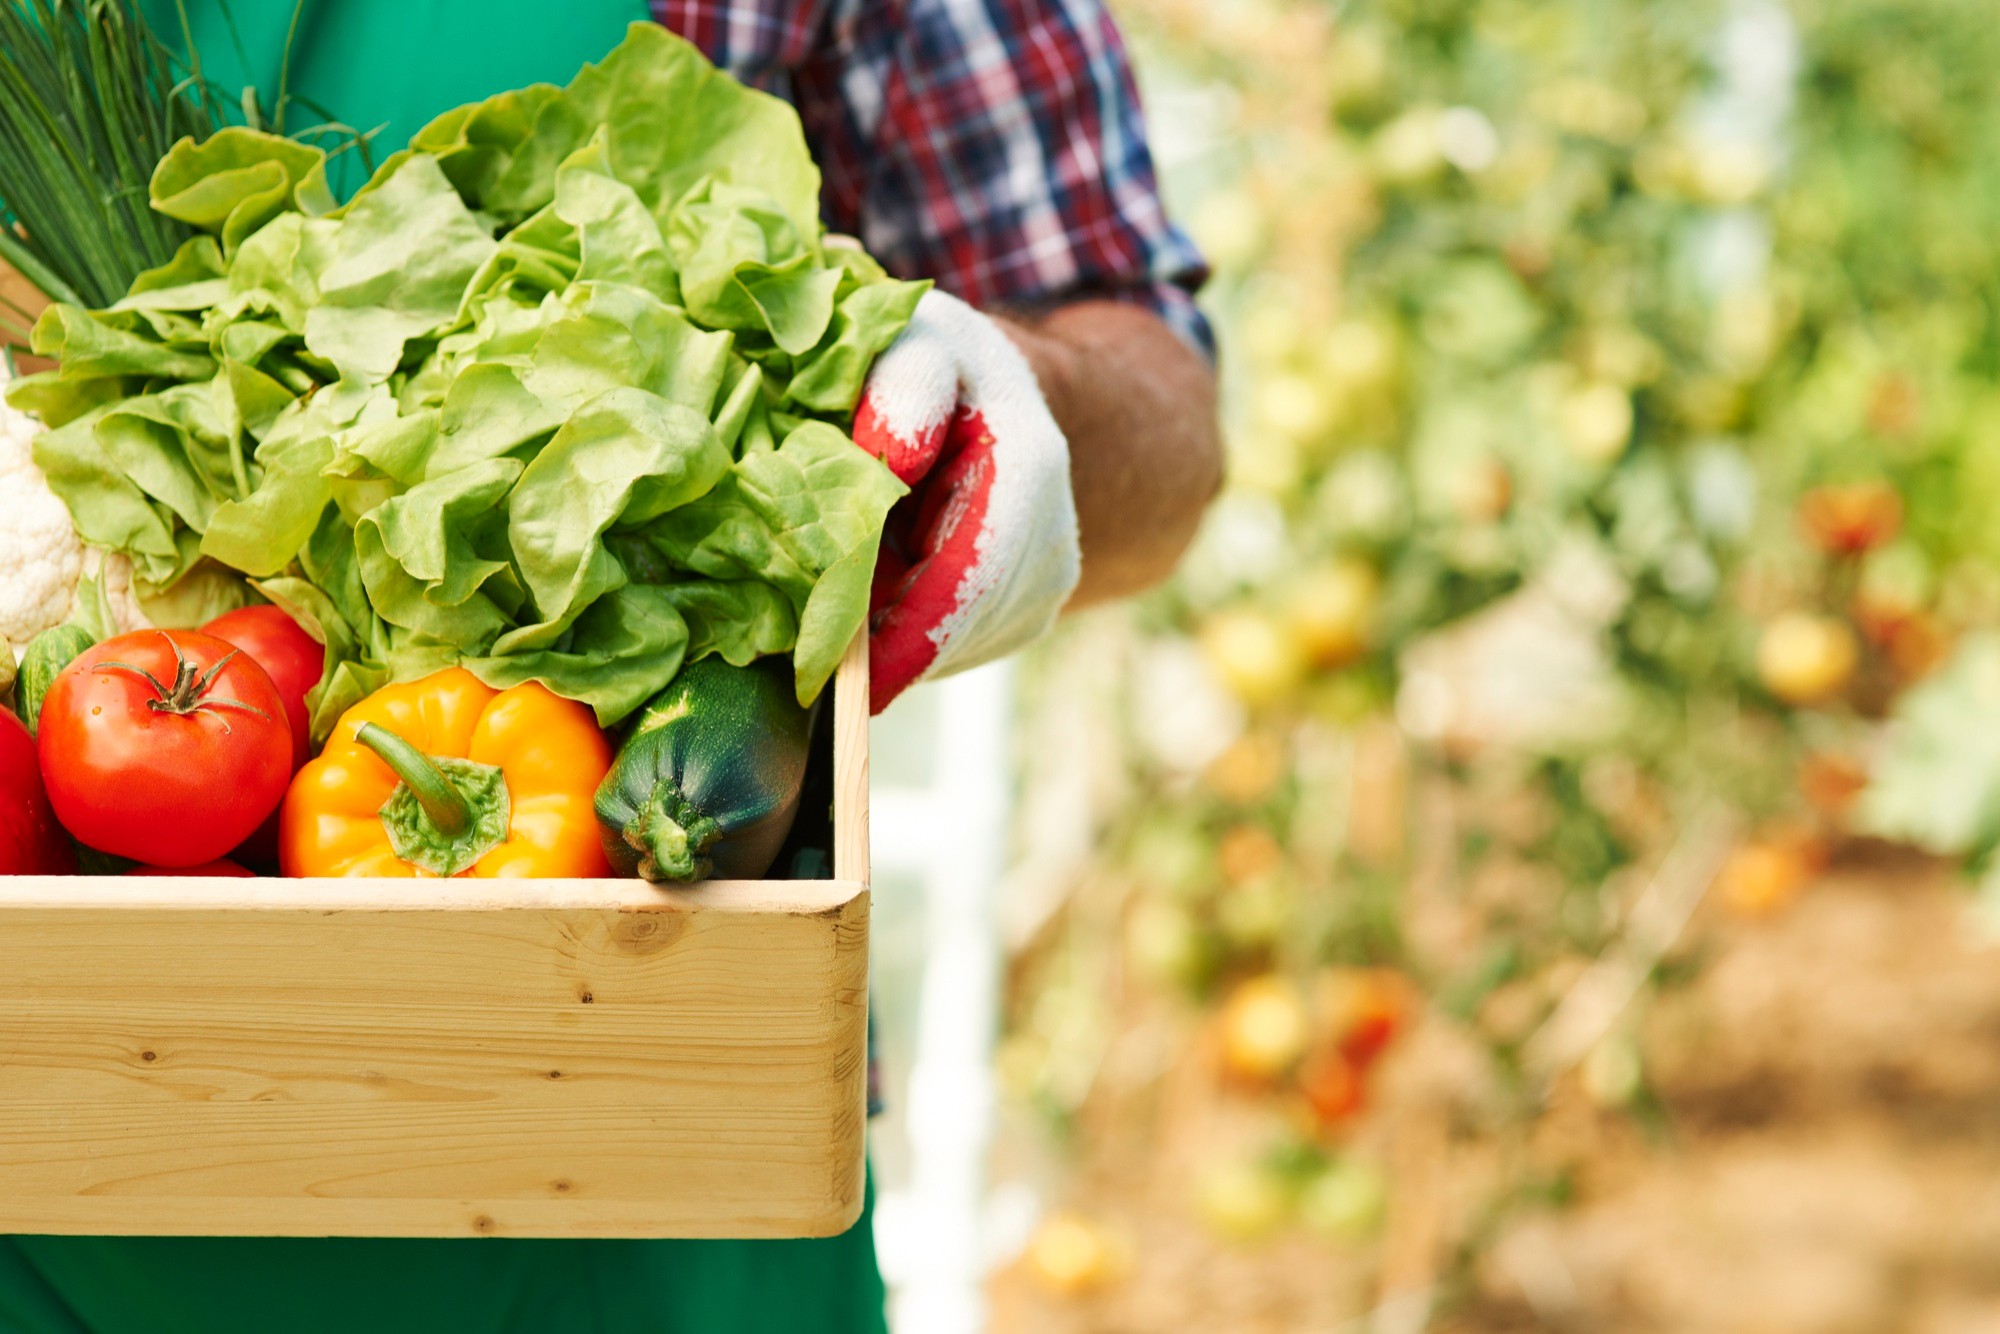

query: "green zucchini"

left=595, top=656, right=815, bottom=882
left=16, top=623, right=95, bottom=735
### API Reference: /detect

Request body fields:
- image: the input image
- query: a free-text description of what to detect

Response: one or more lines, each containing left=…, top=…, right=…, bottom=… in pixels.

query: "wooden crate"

left=0, top=636, right=871, bottom=1240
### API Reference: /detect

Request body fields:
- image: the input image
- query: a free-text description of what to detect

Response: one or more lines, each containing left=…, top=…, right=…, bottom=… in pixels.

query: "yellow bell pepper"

left=279, top=668, right=614, bottom=878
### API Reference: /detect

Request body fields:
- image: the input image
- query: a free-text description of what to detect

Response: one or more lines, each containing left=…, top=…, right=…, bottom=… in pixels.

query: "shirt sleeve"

left=656, top=0, right=1214, bottom=357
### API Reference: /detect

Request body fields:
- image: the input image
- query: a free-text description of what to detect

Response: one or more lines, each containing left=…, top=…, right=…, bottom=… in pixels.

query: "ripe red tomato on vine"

left=37, top=630, right=293, bottom=868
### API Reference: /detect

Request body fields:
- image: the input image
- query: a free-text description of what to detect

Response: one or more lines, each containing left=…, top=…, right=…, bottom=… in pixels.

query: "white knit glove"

left=852, top=290, right=1081, bottom=714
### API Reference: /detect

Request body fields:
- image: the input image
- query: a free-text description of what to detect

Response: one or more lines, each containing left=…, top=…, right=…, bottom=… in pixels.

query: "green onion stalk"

left=0, top=0, right=221, bottom=314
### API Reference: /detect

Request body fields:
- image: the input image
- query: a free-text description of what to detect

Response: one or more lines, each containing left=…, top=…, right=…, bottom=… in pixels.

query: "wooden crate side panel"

left=0, top=893, right=856, bottom=1003
left=834, top=629, right=870, bottom=886
left=0, top=887, right=869, bottom=1238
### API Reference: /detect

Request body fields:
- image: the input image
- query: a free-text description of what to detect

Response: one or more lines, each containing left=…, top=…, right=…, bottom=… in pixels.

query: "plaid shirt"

left=652, top=0, right=1213, bottom=355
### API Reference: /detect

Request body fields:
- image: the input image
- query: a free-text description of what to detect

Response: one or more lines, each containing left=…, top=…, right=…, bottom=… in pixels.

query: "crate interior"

left=769, top=676, right=839, bottom=882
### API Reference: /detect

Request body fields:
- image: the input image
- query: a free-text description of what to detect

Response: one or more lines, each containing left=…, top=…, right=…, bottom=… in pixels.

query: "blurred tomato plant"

left=997, top=0, right=2000, bottom=1295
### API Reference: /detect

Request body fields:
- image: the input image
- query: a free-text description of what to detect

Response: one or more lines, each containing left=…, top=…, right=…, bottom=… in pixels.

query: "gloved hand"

left=853, top=290, right=1081, bottom=714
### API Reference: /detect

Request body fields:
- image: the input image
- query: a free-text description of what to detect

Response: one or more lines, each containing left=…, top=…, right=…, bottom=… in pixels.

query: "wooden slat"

left=833, top=628, right=870, bottom=886
left=0, top=255, right=52, bottom=372
left=1, top=1197, right=846, bottom=1240
left=0, top=650, right=872, bottom=1239
left=0, top=255, right=49, bottom=321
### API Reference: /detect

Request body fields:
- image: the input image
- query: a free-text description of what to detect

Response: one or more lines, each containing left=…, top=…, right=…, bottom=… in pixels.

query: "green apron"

left=146, top=0, right=657, bottom=176
left=5, top=5, right=884, bottom=1330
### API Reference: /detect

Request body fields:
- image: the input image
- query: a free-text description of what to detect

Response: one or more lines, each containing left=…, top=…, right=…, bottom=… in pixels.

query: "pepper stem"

left=356, top=722, right=471, bottom=837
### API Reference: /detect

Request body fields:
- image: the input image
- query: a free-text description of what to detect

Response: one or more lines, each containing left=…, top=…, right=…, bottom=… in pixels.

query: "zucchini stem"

left=356, top=722, right=471, bottom=836
left=627, top=787, right=723, bottom=883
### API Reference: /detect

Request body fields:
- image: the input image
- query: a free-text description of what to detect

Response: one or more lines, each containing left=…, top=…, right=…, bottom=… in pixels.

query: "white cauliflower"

left=0, top=393, right=84, bottom=646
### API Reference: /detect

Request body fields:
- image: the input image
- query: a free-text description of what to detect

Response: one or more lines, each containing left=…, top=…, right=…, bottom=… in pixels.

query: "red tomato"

left=201, top=605, right=324, bottom=870
left=200, top=605, right=323, bottom=765
left=0, top=709, right=75, bottom=874
left=1323, top=968, right=1412, bottom=1069
left=37, top=630, right=292, bottom=867
left=1298, top=1047, right=1367, bottom=1127
left=1797, top=481, right=1902, bottom=555
left=124, top=859, right=256, bottom=877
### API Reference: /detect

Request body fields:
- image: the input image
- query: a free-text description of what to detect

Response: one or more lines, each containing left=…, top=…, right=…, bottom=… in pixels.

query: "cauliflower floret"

left=0, top=396, right=84, bottom=645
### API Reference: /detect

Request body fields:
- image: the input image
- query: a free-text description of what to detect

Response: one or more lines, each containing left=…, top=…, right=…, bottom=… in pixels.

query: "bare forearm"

left=997, top=301, right=1222, bottom=608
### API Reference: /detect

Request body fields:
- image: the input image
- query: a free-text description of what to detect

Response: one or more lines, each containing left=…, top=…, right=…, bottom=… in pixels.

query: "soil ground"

left=989, top=850, right=2000, bottom=1333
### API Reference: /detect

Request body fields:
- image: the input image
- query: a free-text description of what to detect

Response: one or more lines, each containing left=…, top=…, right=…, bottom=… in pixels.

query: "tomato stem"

left=93, top=633, right=271, bottom=723
left=354, top=722, right=472, bottom=837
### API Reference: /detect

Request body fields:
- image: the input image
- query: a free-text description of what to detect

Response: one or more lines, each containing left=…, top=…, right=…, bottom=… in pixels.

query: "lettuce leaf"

left=149, top=127, right=336, bottom=251
left=642, top=421, right=906, bottom=702
left=657, top=578, right=800, bottom=666
left=29, top=404, right=185, bottom=584
left=356, top=457, right=524, bottom=649
left=27, top=304, right=214, bottom=380
left=305, top=156, right=498, bottom=380
left=507, top=386, right=731, bottom=630
left=92, top=383, right=237, bottom=530
left=461, top=583, right=691, bottom=725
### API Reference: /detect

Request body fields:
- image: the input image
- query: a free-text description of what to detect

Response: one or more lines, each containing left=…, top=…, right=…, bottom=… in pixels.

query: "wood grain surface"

left=0, top=649, right=873, bottom=1239
left=0, top=254, right=52, bottom=370
left=834, top=628, right=870, bottom=886
left=0, top=255, right=48, bottom=321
